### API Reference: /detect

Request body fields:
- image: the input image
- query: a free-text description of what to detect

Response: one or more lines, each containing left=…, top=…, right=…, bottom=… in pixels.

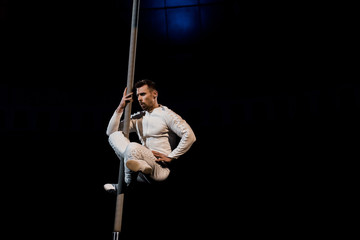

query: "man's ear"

left=153, top=90, right=158, bottom=98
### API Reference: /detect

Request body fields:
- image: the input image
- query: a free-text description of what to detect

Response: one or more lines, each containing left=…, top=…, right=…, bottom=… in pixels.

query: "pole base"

left=113, top=232, right=120, bottom=240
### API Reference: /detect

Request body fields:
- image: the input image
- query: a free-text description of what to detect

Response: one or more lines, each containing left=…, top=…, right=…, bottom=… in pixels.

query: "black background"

left=1, top=0, right=358, bottom=239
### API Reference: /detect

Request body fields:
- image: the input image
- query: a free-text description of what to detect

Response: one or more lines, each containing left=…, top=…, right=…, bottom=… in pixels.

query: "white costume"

left=106, top=105, right=196, bottom=184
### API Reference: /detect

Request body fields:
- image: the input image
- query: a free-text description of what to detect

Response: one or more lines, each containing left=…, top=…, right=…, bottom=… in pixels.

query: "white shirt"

left=106, top=105, right=196, bottom=159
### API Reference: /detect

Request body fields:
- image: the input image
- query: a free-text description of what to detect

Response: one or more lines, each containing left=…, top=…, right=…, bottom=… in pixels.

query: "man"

left=104, top=79, right=196, bottom=192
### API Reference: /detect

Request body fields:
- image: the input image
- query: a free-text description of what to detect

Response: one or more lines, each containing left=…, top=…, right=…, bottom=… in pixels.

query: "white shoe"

left=104, top=183, right=117, bottom=194
left=126, top=160, right=152, bottom=175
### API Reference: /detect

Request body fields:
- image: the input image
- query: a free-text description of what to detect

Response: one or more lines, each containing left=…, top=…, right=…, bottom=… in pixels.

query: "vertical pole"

left=113, top=0, right=140, bottom=239
left=123, top=0, right=140, bottom=140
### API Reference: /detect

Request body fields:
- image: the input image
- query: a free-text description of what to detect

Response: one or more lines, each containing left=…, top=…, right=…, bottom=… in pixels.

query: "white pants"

left=108, top=131, right=170, bottom=185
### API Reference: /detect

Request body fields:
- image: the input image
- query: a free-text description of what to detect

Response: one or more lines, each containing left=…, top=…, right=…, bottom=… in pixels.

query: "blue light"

left=135, top=0, right=226, bottom=45
left=166, top=0, right=198, bottom=7
left=167, top=7, right=200, bottom=44
left=168, top=8, right=195, bottom=32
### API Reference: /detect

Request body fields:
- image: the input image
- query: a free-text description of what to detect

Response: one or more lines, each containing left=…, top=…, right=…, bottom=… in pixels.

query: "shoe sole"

left=126, top=160, right=152, bottom=175
left=103, top=183, right=117, bottom=194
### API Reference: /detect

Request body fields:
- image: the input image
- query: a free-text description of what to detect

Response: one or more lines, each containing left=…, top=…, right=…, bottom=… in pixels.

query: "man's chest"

left=142, top=113, right=168, bottom=137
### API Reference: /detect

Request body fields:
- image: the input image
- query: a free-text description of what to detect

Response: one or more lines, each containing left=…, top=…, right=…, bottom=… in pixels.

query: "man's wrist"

left=116, top=106, right=124, bottom=113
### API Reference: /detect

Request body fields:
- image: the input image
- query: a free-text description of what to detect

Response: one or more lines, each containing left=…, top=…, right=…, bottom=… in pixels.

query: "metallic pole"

left=113, top=0, right=140, bottom=239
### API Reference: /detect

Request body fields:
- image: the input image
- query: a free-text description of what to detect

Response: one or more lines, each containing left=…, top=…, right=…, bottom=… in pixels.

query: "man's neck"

left=147, top=103, right=160, bottom=113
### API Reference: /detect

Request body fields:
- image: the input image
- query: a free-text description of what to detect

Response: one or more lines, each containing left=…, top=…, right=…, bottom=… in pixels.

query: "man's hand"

left=152, top=151, right=173, bottom=163
left=116, top=87, right=133, bottom=113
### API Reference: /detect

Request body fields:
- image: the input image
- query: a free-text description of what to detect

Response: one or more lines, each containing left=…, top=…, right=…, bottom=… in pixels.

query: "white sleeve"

left=106, top=110, right=123, bottom=136
left=165, top=109, right=196, bottom=159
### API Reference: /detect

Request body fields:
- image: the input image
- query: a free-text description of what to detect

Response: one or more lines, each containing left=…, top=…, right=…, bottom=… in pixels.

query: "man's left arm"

left=165, top=109, right=196, bottom=161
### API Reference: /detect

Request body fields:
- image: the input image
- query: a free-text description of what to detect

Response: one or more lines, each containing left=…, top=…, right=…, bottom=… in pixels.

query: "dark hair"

left=134, top=79, right=157, bottom=91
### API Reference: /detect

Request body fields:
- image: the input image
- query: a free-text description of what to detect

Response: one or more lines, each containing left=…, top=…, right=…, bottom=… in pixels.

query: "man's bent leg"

left=124, top=143, right=170, bottom=182
left=108, top=131, right=130, bottom=158
left=108, top=131, right=133, bottom=185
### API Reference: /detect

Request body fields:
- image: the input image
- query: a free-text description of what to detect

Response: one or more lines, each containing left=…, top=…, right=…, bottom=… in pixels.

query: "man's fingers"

left=122, top=87, right=133, bottom=104
left=152, top=151, right=161, bottom=158
left=123, top=87, right=133, bottom=97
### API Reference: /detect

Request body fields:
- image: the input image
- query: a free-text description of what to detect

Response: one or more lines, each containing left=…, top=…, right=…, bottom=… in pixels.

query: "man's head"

left=135, top=79, right=159, bottom=112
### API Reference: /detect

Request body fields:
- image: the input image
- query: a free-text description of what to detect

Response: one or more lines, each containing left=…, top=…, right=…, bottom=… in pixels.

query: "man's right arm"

left=106, top=110, right=123, bottom=136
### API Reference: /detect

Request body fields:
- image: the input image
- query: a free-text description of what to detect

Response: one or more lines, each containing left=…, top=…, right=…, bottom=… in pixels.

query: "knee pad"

left=108, top=131, right=130, bottom=155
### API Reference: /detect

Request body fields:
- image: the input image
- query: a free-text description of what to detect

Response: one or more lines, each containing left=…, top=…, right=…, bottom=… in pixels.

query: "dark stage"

left=1, top=1, right=358, bottom=239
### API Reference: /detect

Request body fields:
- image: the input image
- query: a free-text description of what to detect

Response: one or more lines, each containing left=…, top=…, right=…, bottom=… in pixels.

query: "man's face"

left=136, top=85, right=157, bottom=111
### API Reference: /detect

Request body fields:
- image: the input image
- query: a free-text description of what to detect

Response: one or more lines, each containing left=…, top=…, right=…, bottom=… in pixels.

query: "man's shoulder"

left=159, top=105, right=183, bottom=120
left=159, top=105, right=176, bottom=115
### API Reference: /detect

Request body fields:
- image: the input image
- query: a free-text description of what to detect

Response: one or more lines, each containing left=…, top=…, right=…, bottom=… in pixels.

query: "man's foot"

left=126, top=160, right=152, bottom=175
left=104, top=183, right=117, bottom=194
